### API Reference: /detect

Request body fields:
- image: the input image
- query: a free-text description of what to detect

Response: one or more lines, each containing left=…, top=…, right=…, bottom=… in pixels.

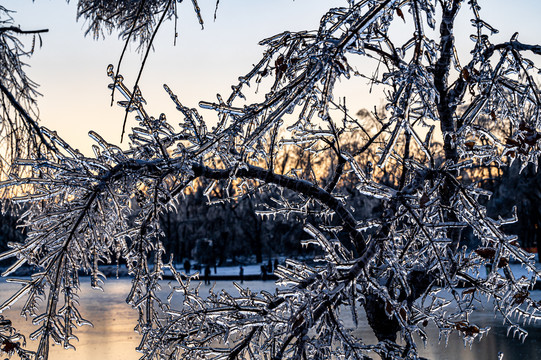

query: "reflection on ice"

left=0, top=279, right=539, bottom=360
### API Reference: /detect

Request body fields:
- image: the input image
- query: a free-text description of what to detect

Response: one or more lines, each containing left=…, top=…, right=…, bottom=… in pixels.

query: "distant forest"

left=147, top=160, right=541, bottom=265
left=1, top=126, right=540, bottom=267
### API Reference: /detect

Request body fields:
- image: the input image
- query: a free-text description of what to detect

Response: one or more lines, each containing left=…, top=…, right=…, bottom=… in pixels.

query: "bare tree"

left=1, top=1, right=541, bottom=359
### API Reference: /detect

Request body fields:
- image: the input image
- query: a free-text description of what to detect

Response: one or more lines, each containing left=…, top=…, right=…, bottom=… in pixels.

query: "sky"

left=3, top=0, right=541, bottom=154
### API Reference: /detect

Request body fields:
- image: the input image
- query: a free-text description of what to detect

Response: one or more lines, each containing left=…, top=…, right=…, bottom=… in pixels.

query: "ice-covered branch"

left=193, top=163, right=367, bottom=255
left=2, top=1, right=541, bottom=359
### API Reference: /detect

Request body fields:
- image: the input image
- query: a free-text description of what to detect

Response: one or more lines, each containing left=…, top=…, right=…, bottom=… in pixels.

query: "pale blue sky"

left=3, top=0, right=541, bottom=154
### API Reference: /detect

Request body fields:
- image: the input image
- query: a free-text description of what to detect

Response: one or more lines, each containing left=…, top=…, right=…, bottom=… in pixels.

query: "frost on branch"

left=0, top=7, right=51, bottom=193
left=1, top=1, right=541, bottom=360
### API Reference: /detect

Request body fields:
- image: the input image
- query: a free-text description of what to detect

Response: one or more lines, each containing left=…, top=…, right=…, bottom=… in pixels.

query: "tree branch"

left=0, top=26, right=48, bottom=35
left=0, top=81, right=56, bottom=153
left=449, top=39, right=541, bottom=108
left=192, top=163, right=367, bottom=255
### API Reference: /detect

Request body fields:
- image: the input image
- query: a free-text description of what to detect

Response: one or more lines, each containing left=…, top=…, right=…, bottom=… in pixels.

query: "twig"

left=0, top=26, right=48, bottom=35
left=110, top=0, right=147, bottom=107
left=120, top=0, right=172, bottom=143
left=0, top=81, right=56, bottom=153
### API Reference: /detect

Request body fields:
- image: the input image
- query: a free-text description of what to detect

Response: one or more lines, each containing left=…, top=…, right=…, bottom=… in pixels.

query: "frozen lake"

left=0, top=278, right=540, bottom=360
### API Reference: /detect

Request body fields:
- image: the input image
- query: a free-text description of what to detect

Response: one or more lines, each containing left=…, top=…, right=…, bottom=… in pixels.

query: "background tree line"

left=1, top=111, right=539, bottom=268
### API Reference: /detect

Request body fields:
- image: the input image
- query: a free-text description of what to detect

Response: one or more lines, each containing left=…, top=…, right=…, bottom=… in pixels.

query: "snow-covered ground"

left=93, top=258, right=541, bottom=280
left=176, top=259, right=541, bottom=276
left=159, top=259, right=541, bottom=284
left=5, top=256, right=539, bottom=281
left=174, top=263, right=267, bottom=276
